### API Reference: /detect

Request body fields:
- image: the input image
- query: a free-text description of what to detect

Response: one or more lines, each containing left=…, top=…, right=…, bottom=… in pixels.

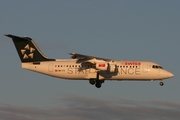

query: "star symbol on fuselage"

left=21, top=44, right=35, bottom=59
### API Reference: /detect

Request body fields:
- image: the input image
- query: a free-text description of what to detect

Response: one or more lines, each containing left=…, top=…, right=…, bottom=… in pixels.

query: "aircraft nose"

left=161, top=70, right=174, bottom=79
left=167, top=72, right=174, bottom=78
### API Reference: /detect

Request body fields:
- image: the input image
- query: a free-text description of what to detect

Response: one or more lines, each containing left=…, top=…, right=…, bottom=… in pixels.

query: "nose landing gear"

left=159, top=81, right=164, bottom=86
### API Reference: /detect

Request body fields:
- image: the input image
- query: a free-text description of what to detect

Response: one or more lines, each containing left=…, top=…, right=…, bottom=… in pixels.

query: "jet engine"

left=108, top=63, right=116, bottom=72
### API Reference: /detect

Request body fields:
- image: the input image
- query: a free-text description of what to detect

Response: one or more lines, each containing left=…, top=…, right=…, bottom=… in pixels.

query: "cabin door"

left=143, top=64, right=148, bottom=73
left=48, top=64, right=54, bottom=72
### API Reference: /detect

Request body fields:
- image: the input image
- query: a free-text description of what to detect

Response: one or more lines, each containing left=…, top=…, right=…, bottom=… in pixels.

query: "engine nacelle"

left=96, top=63, right=108, bottom=71
left=108, top=63, right=116, bottom=72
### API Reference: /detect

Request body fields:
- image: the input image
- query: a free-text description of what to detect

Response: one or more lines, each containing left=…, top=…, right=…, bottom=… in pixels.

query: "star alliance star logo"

left=21, top=44, right=35, bottom=59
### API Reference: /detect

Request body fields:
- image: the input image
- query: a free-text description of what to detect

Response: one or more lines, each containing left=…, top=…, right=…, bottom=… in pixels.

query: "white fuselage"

left=22, top=59, right=173, bottom=81
left=5, top=34, right=174, bottom=88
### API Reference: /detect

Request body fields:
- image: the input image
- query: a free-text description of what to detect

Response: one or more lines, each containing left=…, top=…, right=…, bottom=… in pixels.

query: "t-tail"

left=5, top=34, right=55, bottom=62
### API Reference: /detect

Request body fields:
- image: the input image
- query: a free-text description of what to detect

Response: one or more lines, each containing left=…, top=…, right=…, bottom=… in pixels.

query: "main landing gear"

left=89, top=71, right=104, bottom=88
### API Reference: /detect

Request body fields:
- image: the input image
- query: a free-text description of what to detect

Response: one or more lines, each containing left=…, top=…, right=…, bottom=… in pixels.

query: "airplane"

left=5, top=34, right=174, bottom=88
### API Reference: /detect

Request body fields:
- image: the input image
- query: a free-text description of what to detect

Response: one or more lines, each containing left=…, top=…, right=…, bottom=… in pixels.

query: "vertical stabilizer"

left=5, top=34, right=55, bottom=62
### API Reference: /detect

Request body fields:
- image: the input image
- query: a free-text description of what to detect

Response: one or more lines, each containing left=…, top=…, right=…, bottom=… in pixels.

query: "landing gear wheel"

left=89, top=79, right=96, bottom=85
left=95, top=82, right=101, bottom=88
left=159, top=82, right=164, bottom=86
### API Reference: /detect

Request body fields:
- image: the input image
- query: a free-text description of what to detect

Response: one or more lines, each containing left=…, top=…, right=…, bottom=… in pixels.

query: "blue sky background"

left=0, top=0, right=180, bottom=119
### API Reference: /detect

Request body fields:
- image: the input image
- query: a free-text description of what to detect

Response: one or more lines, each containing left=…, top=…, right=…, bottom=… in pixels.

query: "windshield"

left=152, top=65, right=163, bottom=69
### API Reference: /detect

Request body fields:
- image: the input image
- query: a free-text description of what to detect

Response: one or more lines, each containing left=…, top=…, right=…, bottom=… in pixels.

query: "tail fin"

left=5, top=34, right=55, bottom=63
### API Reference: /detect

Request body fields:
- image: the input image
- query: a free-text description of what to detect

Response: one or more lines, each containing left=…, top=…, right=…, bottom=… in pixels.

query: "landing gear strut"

left=159, top=81, right=164, bottom=86
left=95, top=71, right=102, bottom=88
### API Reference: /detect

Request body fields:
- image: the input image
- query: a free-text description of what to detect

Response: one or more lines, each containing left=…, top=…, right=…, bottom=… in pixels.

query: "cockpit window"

left=159, top=66, right=163, bottom=69
left=152, top=65, right=163, bottom=69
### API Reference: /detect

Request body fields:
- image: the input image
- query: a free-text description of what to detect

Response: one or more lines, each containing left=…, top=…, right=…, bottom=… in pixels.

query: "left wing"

left=69, top=53, right=111, bottom=63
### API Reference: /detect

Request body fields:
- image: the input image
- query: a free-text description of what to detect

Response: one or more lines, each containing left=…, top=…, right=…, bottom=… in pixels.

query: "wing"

left=69, top=53, right=111, bottom=63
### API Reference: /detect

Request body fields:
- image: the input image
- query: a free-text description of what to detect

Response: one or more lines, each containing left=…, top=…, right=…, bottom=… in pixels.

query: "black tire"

left=95, top=82, right=101, bottom=88
left=159, top=82, right=164, bottom=86
left=89, top=79, right=96, bottom=85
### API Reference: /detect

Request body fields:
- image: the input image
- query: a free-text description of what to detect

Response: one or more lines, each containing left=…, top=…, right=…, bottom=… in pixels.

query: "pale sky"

left=0, top=0, right=180, bottom=119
